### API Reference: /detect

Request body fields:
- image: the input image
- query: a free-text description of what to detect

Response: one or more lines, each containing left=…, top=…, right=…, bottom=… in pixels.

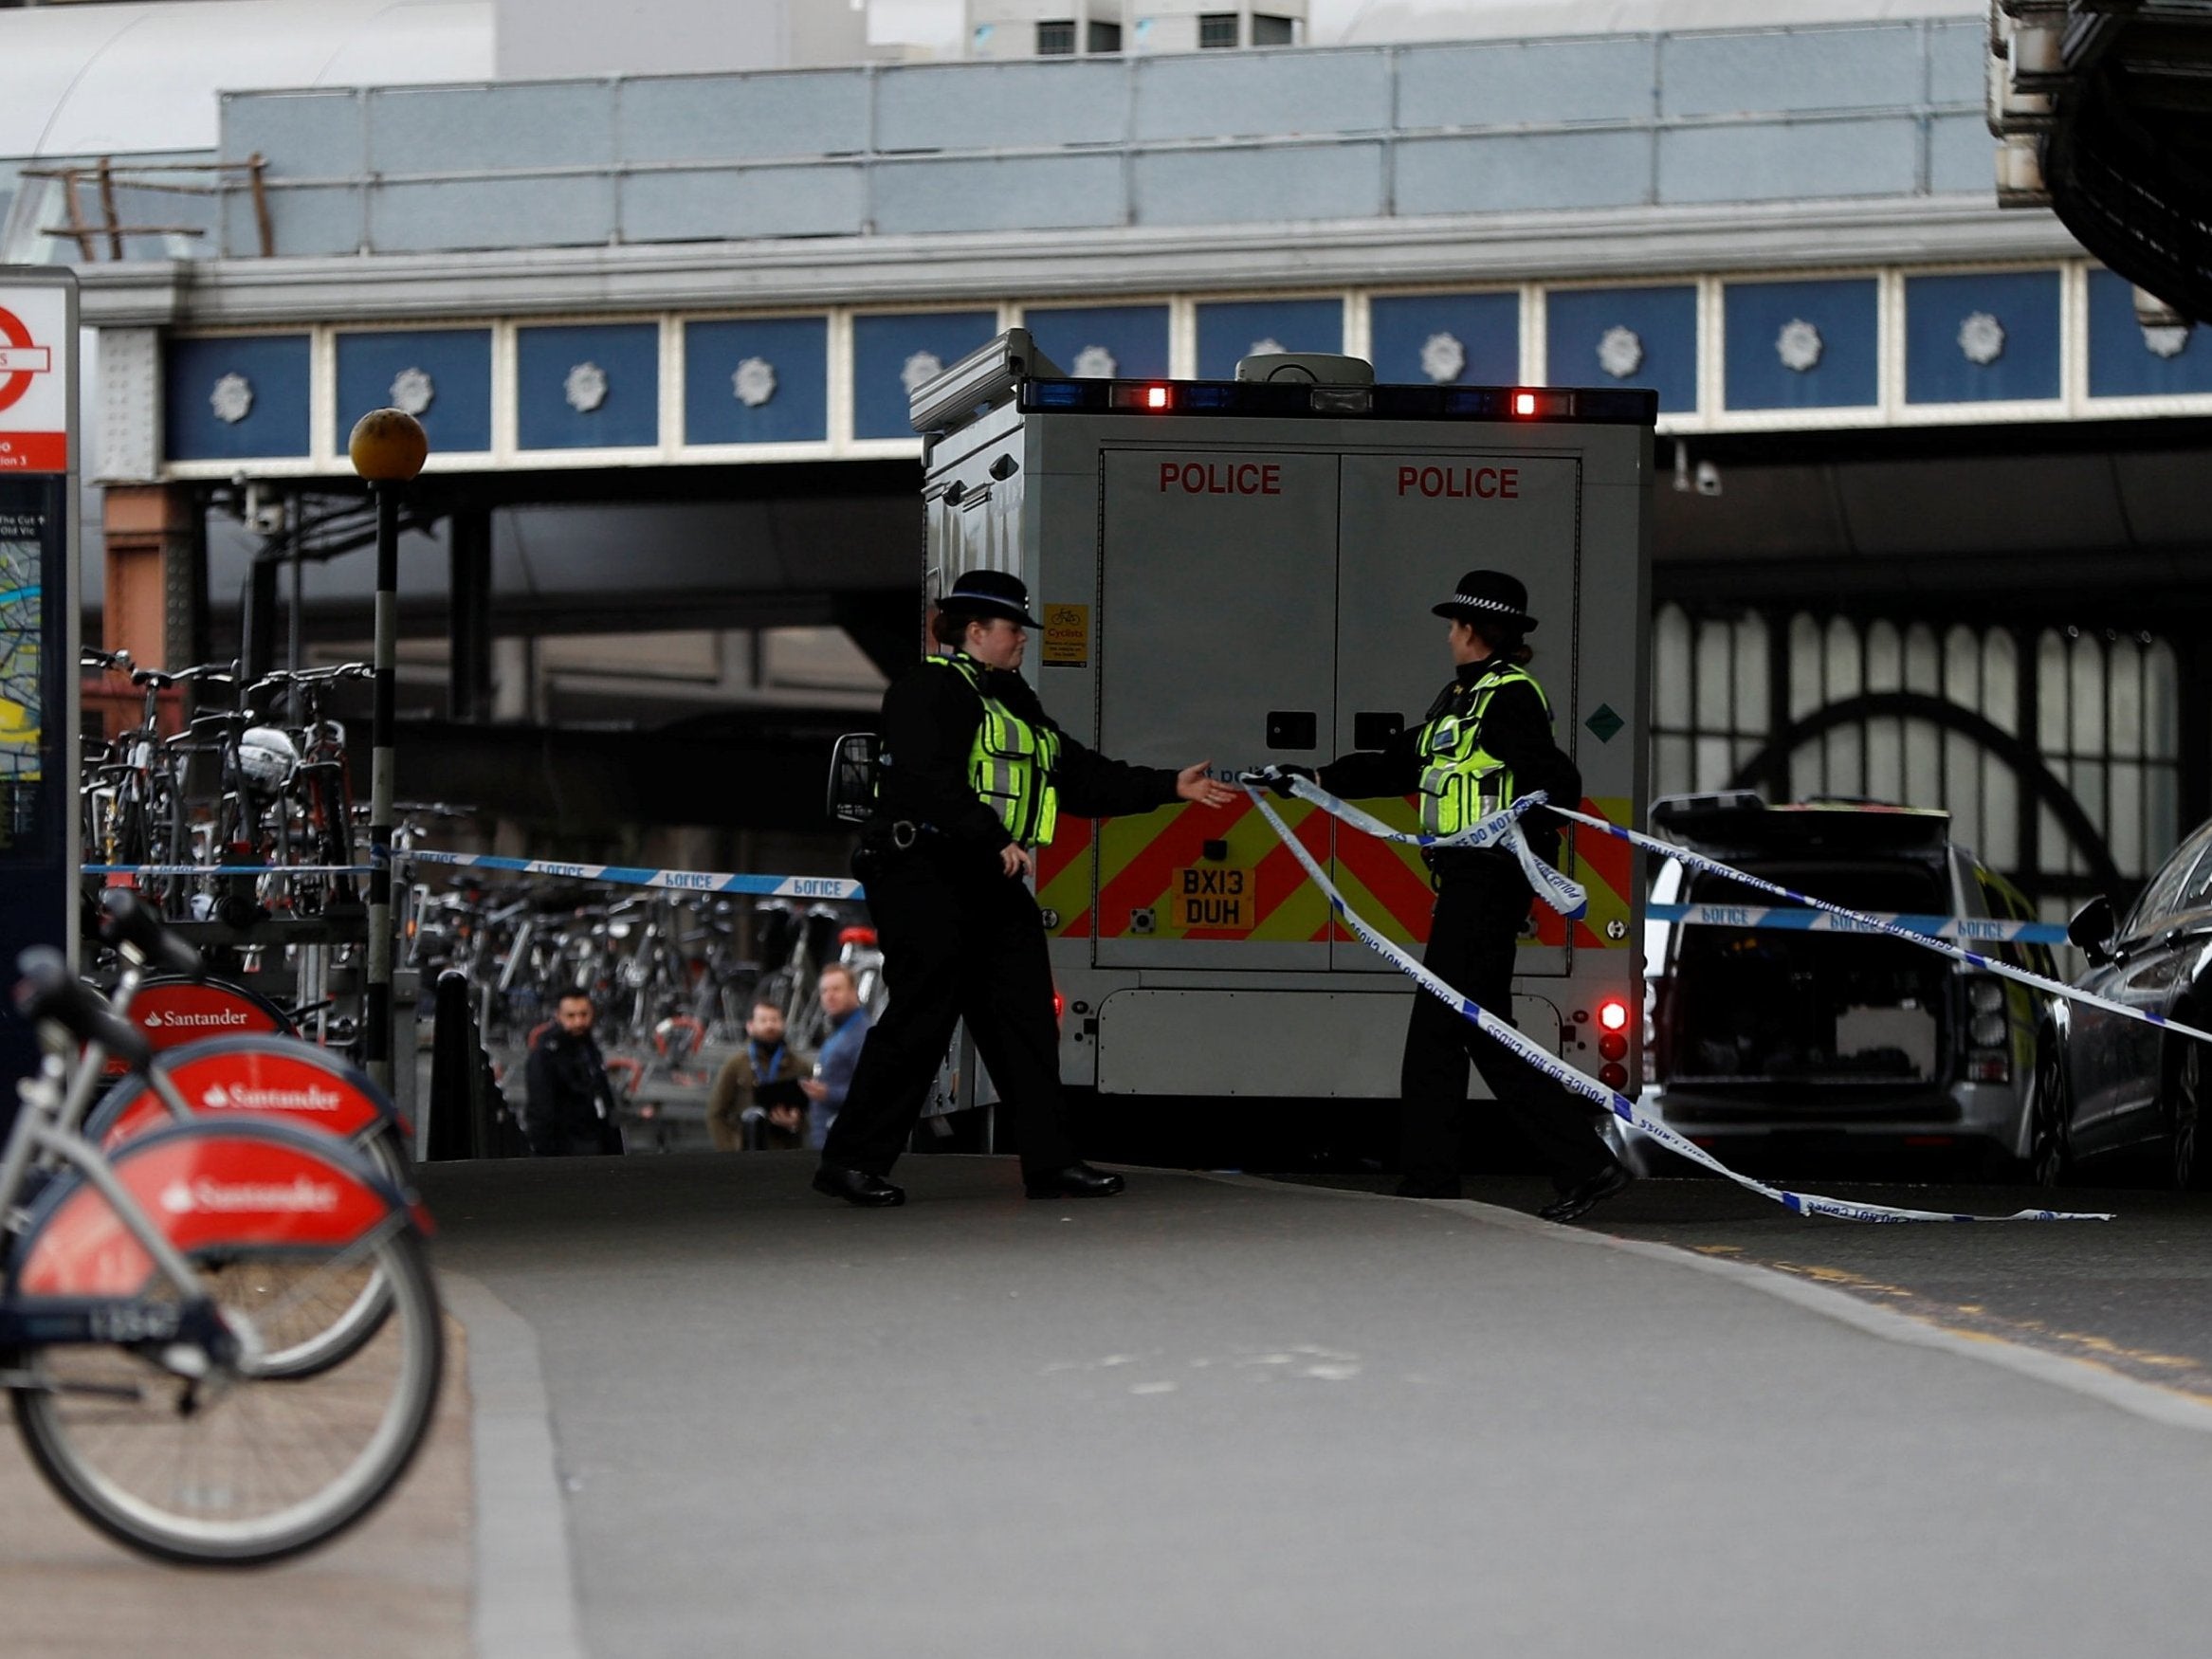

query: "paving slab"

left=0, top=1317, right=471, bottom=1659
left=421, top=1151, right=2212, bottom=1659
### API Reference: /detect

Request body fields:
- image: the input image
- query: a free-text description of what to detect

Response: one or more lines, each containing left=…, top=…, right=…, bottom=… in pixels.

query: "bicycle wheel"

left=211, top=1127, right=410, bottom=1381
left=11, top=1219, right=443, bottom=1566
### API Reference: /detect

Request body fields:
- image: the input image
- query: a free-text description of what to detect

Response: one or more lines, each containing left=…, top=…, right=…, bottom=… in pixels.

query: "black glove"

left=1268, top=765, right=1316, bottom=800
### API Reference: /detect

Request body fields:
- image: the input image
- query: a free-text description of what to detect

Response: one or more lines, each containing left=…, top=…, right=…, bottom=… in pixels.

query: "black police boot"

left=812, top=1166, right=906, bottom=1208
left=1536, top=1161, right=1634, bottom=1224
left=1023, top=1163, right=1126, bottom=1200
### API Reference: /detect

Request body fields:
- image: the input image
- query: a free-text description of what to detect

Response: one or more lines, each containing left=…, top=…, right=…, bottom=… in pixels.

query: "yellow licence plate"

left=1172, top=865, right=1253, bottom=931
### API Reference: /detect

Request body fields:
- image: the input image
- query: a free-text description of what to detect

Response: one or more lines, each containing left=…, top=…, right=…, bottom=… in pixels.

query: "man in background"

left=525, top=990, right=626, bottom=1157
left=800, top=964, right=870, bottom=1152
left=706, top=996, right=814, bottom=1151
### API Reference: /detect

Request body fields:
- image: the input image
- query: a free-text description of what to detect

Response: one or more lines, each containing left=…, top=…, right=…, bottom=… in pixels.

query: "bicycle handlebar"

left=13, top=948, right=154, bottom=1069
left=130, top=661, right=238, bottom=690
left=248, top=663, right=372, bottom=697
left=100, top=891, right=206, bottom=982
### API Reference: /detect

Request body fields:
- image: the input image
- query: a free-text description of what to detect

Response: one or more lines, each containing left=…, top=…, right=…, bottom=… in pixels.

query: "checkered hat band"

left=1447, top=594, right=1522, bottom=615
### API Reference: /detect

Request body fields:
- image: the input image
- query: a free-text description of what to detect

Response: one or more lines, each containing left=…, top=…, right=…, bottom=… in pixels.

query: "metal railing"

left=21, top=155, right=270, bottom=262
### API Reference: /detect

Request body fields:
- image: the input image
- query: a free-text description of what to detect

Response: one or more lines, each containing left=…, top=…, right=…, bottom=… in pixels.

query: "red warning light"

left=1145, top=385, right=1170, bottom=410
left=1512, top=391, right=1538, bottom=417
left=1598, top=998, right=1630, bottom=1033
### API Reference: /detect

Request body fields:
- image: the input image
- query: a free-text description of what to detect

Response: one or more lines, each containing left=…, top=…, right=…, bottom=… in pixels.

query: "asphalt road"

left=1293, top=1170, right=2212, bottom=1403
left=425, top=1152, right=2212, bottom=1658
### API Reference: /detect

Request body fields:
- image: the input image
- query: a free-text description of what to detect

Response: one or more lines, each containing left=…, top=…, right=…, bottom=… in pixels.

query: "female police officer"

left=1280, top=569, right=1634, bottom=1221
left=814, top=569, right=1235, bottom=1207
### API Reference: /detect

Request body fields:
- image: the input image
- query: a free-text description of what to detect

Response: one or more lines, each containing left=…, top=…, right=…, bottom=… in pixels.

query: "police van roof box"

left=908, top=328, right=1066, bottom=437
left=1236, top=352, right=1375, bottom=386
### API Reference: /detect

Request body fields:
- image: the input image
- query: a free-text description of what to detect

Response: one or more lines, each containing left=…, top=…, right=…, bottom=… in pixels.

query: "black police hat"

left=940, top=569, right=1045, bottom=629
left=1433, top=569, right=1539, bottom=632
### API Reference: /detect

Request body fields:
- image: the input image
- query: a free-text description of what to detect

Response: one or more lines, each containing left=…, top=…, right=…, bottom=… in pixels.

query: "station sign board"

left=0, top=268, right=77, bottom=1114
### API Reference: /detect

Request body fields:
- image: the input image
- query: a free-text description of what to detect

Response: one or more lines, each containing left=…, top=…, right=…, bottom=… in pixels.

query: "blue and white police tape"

left=1649, top=902, right=2070, bottom=946
left=1242, top=785, right=2111, bottom=1224
left=1546, top=803, right=2212, bottom=1050
left=389, top=847, right=866, bottom=902
left=82, top=863, right=376, bottom=878
left=1245, top=770, right=1587, bottom=920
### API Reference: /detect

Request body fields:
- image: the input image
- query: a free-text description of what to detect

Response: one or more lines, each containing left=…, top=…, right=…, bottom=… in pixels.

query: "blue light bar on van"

left=1016, top=378, right=1656, bottom=425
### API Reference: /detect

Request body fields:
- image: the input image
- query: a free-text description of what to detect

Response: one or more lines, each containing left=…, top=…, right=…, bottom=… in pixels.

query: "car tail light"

left=1969, top=1012, right=2007, bottom=1048
left=1053, top=991, right=1066, bottom=1025
left=1599, top=1062, right=1628, bottom=1089
left=1968, top=978, right=2005, bottom=1012
left=1967, top=1053, right=2010, bottom=1083
left=1598, top=998, right=1629, bottom=1033
left=1599, top=1032, right=1627, bottom=1062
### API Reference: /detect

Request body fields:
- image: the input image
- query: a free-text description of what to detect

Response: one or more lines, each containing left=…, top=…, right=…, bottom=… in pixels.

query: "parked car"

left=2037, top=816, right=2212, bottom=1189
left=1636, top=793, right=2051, bottom=1177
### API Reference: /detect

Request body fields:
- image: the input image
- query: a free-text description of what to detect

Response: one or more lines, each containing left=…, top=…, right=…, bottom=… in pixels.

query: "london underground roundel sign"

left=0, top=288, right=69, bottom=472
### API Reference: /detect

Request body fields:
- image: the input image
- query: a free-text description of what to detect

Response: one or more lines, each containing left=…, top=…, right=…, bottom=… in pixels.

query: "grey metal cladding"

left=623, top=165, right=866, bottom=242
left=619, top=71, right=871, bottom=163
left=1660, top=26, right=1927, bottom=118
left=221, top=90, right=366, bottom=178
left=1132, top=51, right=1392, bottom=141
left=1925, top=20, right=1989, bottom=106
left=1927, top=113, right=1998, bottom=195
left=1658, top=118, right=1920, bottom=205
left=1134, top=142, right=1384, bottom=225
left=1396, top=38, right=1654, bottom=131
left=874, top=61, right=1126, bottom=153
left=369, top=83, right=614, bottom=174
left=371, top=176, right=616, bottom=253
left=229, top=185, right=363, bottom=258
left=871, top=155, right=1124, bottom=235
left=1395, top=132, right=1653, bottom=216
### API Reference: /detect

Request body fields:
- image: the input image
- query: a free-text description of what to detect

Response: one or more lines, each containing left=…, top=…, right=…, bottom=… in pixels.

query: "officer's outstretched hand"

left=1176, top=762, right=1238, bottom=810
left=999, top=842, right=1034, bottom=880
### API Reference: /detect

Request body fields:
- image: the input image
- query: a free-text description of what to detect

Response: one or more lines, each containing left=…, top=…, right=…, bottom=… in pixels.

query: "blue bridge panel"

left=164, top=335, right=312, bottom=462
left=852, top=312, right=999, bottom=440
left=336, top=328, right=493, bottom=454
left=1905, top=271, right=2061, bottom=405
left=1545, top=285, right=1698, bottom=412
left=1022, top=306, right=1172, bottom=382
left=1196, top=299, right=1344, bottom=381
left=1369, top=293, right=1520, bottom=388
left=1724, top=279, right=1879, bottom=410
left=2086, top=271, right=2212, bottom=399
left=684, top=318, right=830, bottom=446
left=517, top=322, right=661, bottom=450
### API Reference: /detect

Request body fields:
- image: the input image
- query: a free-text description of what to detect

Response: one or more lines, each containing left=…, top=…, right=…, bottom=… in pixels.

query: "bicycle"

left=4, top=951, right=443, bottom=1565
left=79, top=895, right=412, bottom=1378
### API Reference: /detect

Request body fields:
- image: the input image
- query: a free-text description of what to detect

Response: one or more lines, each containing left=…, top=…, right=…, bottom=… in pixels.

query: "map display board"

left=0, top=476, right=60, bottom=858
left=0, top=269, right=74, bottom=1110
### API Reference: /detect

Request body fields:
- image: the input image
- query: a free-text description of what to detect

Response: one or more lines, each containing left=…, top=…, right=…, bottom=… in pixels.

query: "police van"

left=905, top=329, right=1653, bottom=1113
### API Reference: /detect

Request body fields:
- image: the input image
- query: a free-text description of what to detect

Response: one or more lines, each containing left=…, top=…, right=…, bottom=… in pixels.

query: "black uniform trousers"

left=1401, top=867, right=1616, bottom=1193
left=821, top=847, right=1079, bottom=1183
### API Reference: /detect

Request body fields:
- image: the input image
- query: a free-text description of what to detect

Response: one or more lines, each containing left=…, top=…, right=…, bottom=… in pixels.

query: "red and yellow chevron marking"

left=1559, top=794, right=1635, bottom=951
left=1035, top=815, right=1095, bottom=939
left=1042, top=794, right=1332, bottom=943
left=1037, top=793, right=1636, bottom=950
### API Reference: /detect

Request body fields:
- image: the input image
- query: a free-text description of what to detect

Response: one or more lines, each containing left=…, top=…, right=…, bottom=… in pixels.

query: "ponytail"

left=1473, top=621, right=1535, bottom=665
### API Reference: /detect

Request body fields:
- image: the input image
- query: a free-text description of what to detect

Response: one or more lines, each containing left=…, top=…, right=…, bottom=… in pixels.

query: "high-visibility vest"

left=936, top=652, right=1061, bottom=848
left=1416, top=662, right=1548, bottom=837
